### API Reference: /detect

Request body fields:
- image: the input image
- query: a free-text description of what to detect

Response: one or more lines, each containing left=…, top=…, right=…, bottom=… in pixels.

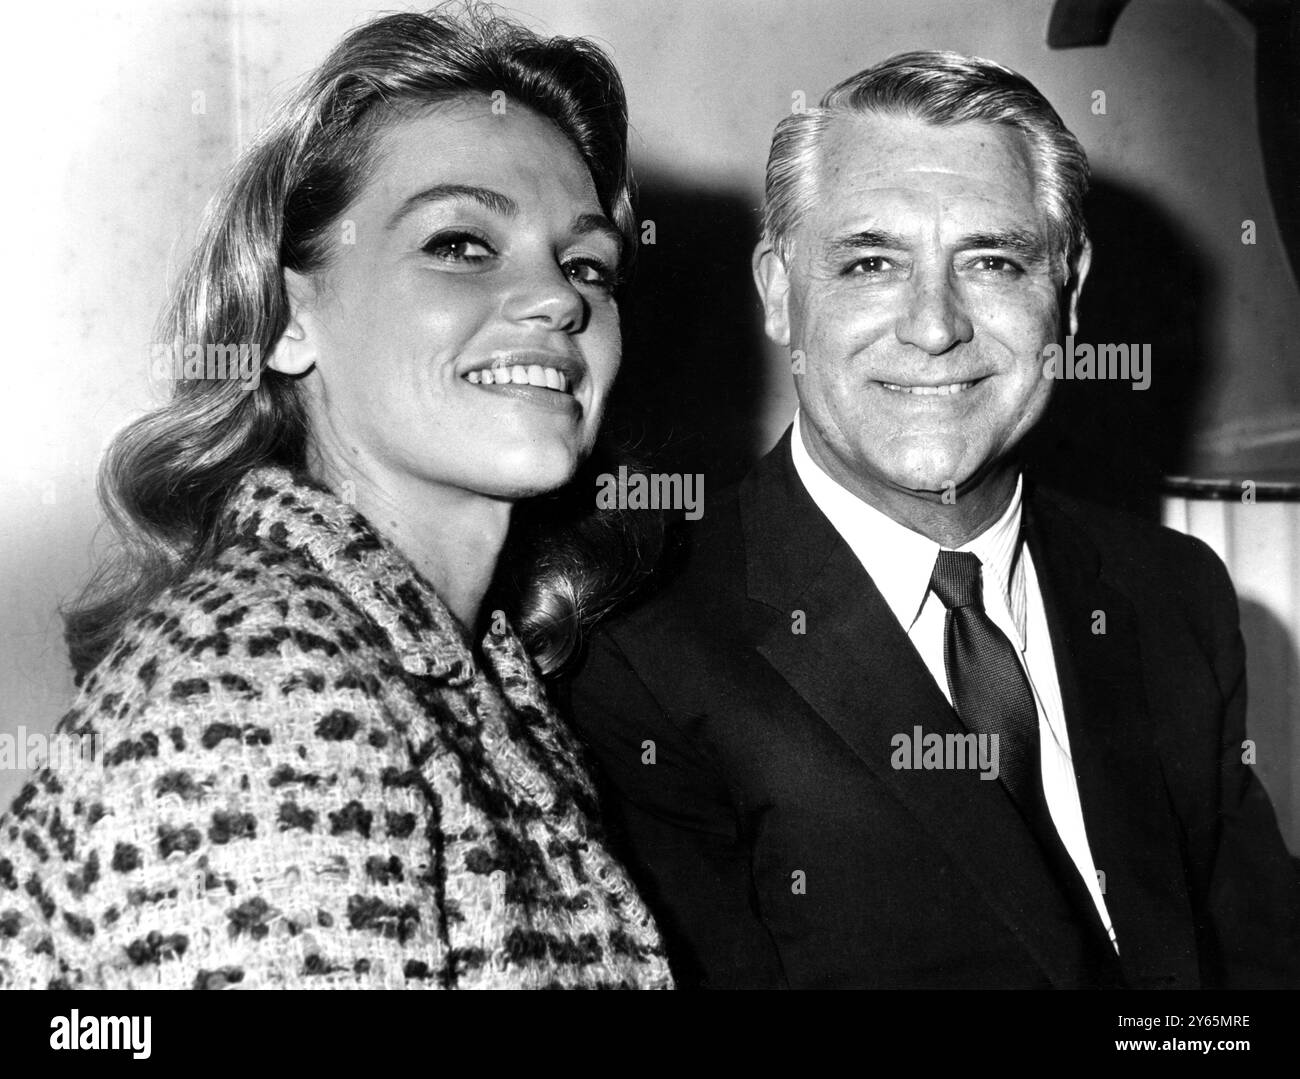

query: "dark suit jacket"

left=565, top=430, right=1300, bottom=989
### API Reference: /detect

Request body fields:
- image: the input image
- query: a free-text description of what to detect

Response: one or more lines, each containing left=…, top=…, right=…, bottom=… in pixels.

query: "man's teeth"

left=881, top=381, right=975, bottom=396
left=465, top=364, right=570, bottom=392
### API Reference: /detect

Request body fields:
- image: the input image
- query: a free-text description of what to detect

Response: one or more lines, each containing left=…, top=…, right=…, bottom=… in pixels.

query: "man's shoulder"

left=1033, top=484, right=1212, bottom=558
left=1029, top=483, right=1233, bottom=605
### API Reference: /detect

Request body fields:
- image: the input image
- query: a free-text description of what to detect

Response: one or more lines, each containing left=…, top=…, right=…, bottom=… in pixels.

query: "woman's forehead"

left=361, top=99, right=600, bottom=213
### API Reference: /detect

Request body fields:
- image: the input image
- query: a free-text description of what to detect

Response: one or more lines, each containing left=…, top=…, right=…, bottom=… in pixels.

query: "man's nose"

left=501, top=261, right=587, bottom=332
left=893, top=270, right=974, bottom=355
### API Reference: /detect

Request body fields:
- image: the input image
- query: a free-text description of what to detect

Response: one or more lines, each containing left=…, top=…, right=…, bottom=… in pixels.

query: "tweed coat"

left=0, top=466, right=673, bottom=989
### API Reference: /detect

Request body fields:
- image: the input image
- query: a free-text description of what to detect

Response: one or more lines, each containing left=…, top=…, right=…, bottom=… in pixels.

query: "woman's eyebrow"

left=386, top=183, right=518, bottom=229
left=570, top=212, right=624, bottom=254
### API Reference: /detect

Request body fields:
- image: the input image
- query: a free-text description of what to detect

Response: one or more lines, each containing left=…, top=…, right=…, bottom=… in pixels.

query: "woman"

left=0, top=7, right=671, bottom=989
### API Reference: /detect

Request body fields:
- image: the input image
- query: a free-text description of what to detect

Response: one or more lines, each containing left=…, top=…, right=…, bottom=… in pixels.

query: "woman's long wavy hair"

left=65, top=4, right=659, bottom=680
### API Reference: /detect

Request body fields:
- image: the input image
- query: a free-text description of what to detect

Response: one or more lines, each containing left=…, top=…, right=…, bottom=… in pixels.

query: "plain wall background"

left=3, top=0, right=1298, bottom=843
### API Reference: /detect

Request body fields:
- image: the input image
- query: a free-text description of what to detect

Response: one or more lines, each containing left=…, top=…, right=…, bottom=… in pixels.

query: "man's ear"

left=269, top=268, right=321, bottom=376
left=752, top=241, right=793, bottom=348
left=1064, top=238, right=1092, bottom=338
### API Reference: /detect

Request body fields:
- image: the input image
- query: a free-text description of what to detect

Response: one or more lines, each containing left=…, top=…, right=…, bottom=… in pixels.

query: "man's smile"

left=878, top=378, right=981, bottom=396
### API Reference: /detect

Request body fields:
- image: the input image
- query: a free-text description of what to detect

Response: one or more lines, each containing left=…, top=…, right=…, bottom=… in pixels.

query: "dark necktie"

left=929, top=549, right=1122, bottom=980
left=928, top=550, right=1052, bottom=833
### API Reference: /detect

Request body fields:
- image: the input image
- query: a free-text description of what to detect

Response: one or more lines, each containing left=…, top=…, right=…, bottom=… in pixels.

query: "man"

left=566, top=52, right=1300, bottom=988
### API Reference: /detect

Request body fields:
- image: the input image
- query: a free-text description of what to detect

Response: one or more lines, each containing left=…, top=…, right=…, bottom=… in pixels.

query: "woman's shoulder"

left=0, top=533, right=408, bottom=988
left=84, top=531, right=390, bottom=715
left=6, top=530, right=397, bottom=832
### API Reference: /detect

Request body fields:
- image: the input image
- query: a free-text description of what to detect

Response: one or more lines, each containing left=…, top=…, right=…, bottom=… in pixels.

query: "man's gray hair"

left=762, top=51, right=1090, bottom=272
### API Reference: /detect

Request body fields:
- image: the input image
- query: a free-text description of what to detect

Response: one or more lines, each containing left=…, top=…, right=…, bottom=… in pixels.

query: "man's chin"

left=883, top=455, right=1023, bottom=509
left=884, top=458, right=977, bottom=498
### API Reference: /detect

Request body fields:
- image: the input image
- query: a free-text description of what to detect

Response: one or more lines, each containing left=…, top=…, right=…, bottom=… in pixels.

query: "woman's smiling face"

left=278, top=96, right=624, bottom=502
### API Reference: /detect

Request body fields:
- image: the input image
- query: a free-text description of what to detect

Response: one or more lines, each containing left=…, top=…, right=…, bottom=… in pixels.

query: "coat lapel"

left=1025, top=489, right=1202, bottom=987
left=742, top=432, right=1114, bottom=986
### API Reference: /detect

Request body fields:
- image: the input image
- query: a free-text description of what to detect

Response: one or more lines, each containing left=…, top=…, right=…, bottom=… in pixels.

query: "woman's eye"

left=564, top=257, right=619, bottom=292
left=422, top=231, right=496, bottom=264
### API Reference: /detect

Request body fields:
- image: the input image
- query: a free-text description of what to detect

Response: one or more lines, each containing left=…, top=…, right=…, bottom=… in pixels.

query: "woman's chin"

left=473, top=453, right=584, bottom=501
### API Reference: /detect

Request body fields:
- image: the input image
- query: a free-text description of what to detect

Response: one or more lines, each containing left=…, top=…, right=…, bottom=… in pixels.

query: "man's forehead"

left=815, top=112, right=1038, bottom=203
left=812, top=186, right=1045, bottom=235
left=801, top=111, right=1046, bottom=241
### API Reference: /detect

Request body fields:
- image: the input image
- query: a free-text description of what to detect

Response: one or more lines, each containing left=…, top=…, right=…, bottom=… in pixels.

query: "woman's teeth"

left=465, top=364, right=570, bottom=392
left=881, top=381, right=975, bottom=396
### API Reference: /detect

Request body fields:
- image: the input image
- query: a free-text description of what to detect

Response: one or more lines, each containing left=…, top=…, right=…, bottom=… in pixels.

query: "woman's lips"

left=464, top=372, right=580, bottom=415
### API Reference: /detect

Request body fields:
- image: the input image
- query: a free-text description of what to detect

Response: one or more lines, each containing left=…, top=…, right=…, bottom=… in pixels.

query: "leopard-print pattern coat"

left=0, top=466, right=673, bottom=989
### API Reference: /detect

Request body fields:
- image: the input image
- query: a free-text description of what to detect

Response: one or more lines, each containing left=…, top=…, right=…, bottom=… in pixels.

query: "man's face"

left=756, top=112, right=1084, bottom=505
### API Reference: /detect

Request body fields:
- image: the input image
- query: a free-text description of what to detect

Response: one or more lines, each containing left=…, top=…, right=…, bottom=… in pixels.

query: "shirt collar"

left=789, top=410, right=1024, bottom=637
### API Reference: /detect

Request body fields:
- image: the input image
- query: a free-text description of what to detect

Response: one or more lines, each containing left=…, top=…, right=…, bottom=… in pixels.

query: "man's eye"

left=971, top=255, right=1023, bottom=275
left=564, top=257, right=620, bottom=292
left=422, top=231, right=496, bottom=263
left=849, top=256, right=894, bottom=274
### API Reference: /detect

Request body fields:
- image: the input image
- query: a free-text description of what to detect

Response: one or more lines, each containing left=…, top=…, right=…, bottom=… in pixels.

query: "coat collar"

left=218, top=466, right=544, bottom=712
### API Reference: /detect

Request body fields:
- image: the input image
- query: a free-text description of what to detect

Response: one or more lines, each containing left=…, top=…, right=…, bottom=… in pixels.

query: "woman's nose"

left=502, top=261, right=587, bottom=333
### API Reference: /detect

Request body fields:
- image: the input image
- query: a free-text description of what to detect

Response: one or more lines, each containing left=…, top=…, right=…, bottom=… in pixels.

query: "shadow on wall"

left=1026, top=173, right=1212, bottom=520
left=1238, top=596, right=1299, bottom=856
left=604, top=169, right=768, bottom=488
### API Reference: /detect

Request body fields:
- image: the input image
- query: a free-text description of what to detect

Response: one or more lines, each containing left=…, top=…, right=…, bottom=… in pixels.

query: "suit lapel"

left=1025, top=489, right=1201, bottom=987
left=742, top=432, right=1115, bottom=986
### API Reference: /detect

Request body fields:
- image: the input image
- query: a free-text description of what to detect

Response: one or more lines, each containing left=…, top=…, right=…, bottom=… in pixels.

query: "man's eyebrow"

left=386, top=184, right=519, bottom=229
left=958, top=229, right=1049, bottom=260
left=825, top=229, right=910, bottom=257
left=824, top=227, right=1050, bottom=262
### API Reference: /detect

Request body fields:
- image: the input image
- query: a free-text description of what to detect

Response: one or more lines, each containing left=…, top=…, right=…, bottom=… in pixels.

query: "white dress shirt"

left=789, top=411, right=1117, bottom=949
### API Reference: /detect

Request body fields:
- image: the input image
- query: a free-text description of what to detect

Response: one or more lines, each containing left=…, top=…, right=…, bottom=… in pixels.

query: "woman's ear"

left=269, top=269, right=321, bottom=376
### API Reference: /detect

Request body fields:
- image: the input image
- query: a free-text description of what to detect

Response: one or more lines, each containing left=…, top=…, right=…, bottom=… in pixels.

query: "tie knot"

left=930, top=549, right=984, bottom=610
